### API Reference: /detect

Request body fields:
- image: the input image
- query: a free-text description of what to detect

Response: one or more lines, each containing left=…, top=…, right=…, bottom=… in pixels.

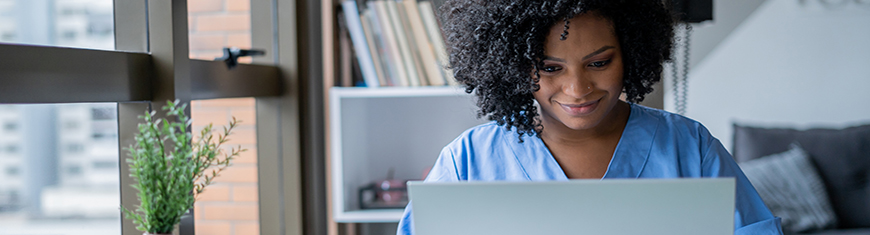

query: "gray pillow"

left=739, top=144, right=837, bottom=233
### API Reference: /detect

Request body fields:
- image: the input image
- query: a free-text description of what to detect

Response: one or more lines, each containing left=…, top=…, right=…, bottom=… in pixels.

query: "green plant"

left=122, top=100, right=245, bottom=234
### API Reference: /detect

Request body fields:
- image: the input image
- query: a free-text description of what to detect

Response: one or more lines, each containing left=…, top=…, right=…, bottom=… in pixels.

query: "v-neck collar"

left=504, top=103, right=660, bottom=181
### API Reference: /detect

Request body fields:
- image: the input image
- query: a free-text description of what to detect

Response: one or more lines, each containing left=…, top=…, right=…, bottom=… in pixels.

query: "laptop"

left=408, top=178, right=735, bottom=235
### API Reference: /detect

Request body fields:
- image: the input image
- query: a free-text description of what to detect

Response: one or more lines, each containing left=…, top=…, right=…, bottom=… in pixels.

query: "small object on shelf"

left=358, top=168, right=410, bottom=209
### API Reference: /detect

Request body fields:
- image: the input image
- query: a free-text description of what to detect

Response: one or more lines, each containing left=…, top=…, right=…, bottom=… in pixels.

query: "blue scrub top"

left=397, top=103, right=783, bottom=235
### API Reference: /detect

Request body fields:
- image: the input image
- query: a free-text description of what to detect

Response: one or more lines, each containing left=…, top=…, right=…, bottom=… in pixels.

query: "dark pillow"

left=732, top=123, right=870, bottom=228
left=740, top=144, right=837, bottom=232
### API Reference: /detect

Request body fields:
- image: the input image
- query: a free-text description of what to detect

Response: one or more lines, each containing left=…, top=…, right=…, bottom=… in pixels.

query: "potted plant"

left=122, top=100, right=245, bottom=235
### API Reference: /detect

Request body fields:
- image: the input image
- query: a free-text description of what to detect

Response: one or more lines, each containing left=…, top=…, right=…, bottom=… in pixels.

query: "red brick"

left=227, top=0, right=250, bottom=12
left=191, top=51, right=224, bottom=61
left=233, top=222, right=260, bottom=235
left=229, top=108, right=256, bottom=125
left=195, top=221, right=231, bottom=235
left=189, top=0, right=224, bottom=13
left=196, top=14, right=251, bottom=32
left=219, top=165, right=257, bottom=183
left=225, top=128, right=256, bottom=145
left=196, top=98, right=256, bottom=107
left=234, top=147, right=257, bottom=164
left=197, top=184, right=231, bottom=202
left=190, top=34, right=227, bottom=51
left=202, top=204, right=259, bottom=220
left=226, top=33, right=251, bottom=48
left=192, top=109, right=230, bottom=127
left=232, top=185, right=258, bottom=202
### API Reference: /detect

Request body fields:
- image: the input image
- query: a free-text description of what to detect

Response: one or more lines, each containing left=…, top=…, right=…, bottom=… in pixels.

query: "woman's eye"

left=542, top=66, right=561, bottom=73
left=589, top=60, right=611, bottom=68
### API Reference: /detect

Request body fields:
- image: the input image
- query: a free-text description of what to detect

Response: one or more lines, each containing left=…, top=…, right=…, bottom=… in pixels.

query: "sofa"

left=732, top=123, right=870, bottom=235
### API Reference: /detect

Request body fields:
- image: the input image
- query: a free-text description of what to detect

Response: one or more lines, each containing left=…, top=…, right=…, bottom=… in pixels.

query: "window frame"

left=0, top=0, right=310, bottom=234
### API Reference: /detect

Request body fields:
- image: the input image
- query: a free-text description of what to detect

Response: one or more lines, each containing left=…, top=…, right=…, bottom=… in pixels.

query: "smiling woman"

left=396, top=0, right=784, bottom=234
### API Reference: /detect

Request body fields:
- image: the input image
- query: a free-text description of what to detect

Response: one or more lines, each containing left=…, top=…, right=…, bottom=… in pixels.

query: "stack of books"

left=339, top=0, right=456, bottom=88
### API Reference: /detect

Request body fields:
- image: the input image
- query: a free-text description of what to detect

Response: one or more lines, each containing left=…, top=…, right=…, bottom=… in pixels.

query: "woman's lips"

left=558, top=99, right=600, bottom=116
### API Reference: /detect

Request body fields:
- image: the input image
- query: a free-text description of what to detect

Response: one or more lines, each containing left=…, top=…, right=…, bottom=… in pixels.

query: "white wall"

left=678, top=0, right=870, bottom=151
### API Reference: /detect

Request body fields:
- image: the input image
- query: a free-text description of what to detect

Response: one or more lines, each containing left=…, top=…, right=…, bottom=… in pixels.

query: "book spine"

left=395, top=1, right=429, bottom=86
left=341, top=0, right=380, bottom=87
left=418, top=1, right=457, bottom=86
left=402, top=0, right=446, bottom=86
left=372, top=1, right=410, bottom=87
left=360, top=10, right=388, bottom=87
left=366, top=2, right=397, bottom=86
left=385, top=0, right=421, bottom=87
left=336, top=11, right=354, bottom=87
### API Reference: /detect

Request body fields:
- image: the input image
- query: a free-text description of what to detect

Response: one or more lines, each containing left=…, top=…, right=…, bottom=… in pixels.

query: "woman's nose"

left=563, top=73, right=594, bottom=98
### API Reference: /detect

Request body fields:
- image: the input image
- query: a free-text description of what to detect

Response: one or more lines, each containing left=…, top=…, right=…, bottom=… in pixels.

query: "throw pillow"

left=739, top=144, right=837, bottom=233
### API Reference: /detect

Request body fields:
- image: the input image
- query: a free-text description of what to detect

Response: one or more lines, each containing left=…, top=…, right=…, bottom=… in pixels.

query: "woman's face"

left=533, top=13, right=625, bottom=132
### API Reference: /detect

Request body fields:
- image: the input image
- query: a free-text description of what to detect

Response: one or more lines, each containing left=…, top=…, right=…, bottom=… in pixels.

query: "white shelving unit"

left=328, top=86, right=486, bottom=223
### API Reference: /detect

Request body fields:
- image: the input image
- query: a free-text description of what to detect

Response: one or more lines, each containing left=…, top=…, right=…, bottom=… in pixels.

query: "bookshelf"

left=323, top=0, right=481, bottom=227
left=328, top=86, right=485, bottom=223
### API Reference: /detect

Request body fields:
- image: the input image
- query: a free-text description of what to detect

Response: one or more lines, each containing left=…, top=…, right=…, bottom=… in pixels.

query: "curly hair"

left=441, top=0, right=675, bottom=139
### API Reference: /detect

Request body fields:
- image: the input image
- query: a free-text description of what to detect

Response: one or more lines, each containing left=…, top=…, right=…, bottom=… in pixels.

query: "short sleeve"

left=701, top=138, right=783, bottom=235
left=397, top=146, right=461, bottom=235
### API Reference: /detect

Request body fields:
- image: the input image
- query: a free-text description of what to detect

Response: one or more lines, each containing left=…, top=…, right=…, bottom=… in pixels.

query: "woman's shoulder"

left=445, top=121, right=514, bottom=151
left=630, top=103, right=716, bottom=142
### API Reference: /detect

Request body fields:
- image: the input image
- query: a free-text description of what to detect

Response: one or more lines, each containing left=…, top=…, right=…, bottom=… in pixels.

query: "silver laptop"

left=408, top=178, right=735, bottom=235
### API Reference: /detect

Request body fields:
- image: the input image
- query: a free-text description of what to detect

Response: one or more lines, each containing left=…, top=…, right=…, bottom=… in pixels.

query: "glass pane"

left=191, top=98, right=259, bottom=235
left=0, top=0, right=114, bottom=50
left=0, top=103, right=120, bottom=235
left=188, top=0, right=252, bottom=63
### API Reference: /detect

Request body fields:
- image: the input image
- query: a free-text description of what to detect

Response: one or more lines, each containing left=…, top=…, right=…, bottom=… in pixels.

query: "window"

left=0, top=0, right=114, bottom=50
left=66, top=164, right=82, bottom=175
left=5, top=166, right=19, bottom=177
left=5, top=144, right=18, bottom=154
left=0, top=0, right=300, bottom=234
left=91, top=107, right=116, bottom=120
left=92, top=160, right=115, bottom=169
left=0, top=103, right=120, bottom=234
left=64, top=120, right=79, bottom=130
left=66, top=143, right=84, bottom=154
left=3, top=122, right=16, bottom=132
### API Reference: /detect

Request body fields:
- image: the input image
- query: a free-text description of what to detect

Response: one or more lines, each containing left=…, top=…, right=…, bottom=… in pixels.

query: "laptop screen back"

left=408, top=178, right=735, bottom=235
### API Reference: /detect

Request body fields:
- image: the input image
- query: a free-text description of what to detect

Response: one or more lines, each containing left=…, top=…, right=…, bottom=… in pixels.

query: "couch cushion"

left=795, top=228, right=870, bottom=235
left=740, top=144, right=837, bottom=232
left=733, top=123, right=870, bottom=228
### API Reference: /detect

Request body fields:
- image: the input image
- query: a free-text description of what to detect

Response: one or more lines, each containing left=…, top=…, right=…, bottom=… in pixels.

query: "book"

left=400, top=0, right=445, bottom=86
left=371, top=1, right=410, bottom=87
left=418, top=1, right=457, bottom=86
left=341, top=0, right=380, bottom=87
left=365, top=2, right=398, bottom=86
left=336, top=11, right=354, bottom=87
left=395, top=1, right=429, bottom=86
left=360, top=10, right=388, bottom=87
left=385, top=0, right=421, bottom=86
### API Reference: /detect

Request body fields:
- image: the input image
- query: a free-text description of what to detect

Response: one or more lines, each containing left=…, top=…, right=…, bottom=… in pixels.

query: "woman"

left=397, top=0, right=782, bottom=234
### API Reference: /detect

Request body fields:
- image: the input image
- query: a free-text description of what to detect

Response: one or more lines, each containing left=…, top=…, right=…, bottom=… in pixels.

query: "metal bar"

left=114, top=0, right=151, bottom=234
left=298, top=0, right=327, bottom=234
left=0, top=44, right=152, bottom=104
left=117, top=102, right=150, bottom=235
left=251, top=0, right=286, bottom=234
left=147, top=1, right=193, bottom=234
left=189, top=59, right=282, bottom=100
left=148, top=0, right=191, bottom=103
left=276, top=0, right=304, bottom=234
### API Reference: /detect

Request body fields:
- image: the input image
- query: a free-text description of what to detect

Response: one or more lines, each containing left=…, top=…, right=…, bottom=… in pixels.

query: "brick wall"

left=188, top=1, right=257, bottom=234
left=188, top=0, right=252, bottom=62
left=192, top=98, right=259, bottom=235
